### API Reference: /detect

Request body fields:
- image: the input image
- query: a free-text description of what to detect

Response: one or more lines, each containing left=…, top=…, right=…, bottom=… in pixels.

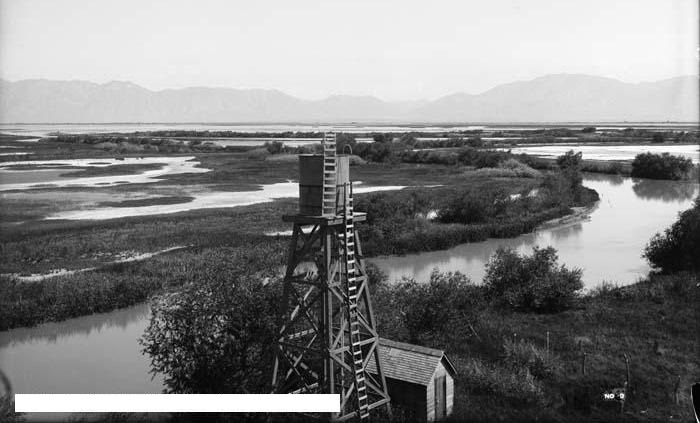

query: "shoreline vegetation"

left=0, top=144, right=600, bottom=330
left=133, top=200, right=699, bottom=422
left=1, top=129, right=698, bottom=421
left=0, top=127, right=695, bottom=329
left=5, top=126, right=694, bottom=181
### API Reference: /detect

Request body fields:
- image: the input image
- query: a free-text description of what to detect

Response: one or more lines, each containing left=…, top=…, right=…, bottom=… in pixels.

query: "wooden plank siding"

left=366, top=339, right=457, bottom=422
left=425, top=360, right=454, bottom=421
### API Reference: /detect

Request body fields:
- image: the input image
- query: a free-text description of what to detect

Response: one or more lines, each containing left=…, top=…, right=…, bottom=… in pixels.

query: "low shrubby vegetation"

left=356, top=151, right=598, bottom=256
left=496, top=158, right=542, bottom=178
left=141, top=248, right=280, bottom=395
left=483, top=247, right=583, bottom=312
left=644, top=197, right=700, bottom=273
left=0, top=241, right=286, bottom=331
left=371, top=254, right=697, bottom=421
left=50, top=134, right=227, bottom=154
left=631, top=152, right=694, bottom=180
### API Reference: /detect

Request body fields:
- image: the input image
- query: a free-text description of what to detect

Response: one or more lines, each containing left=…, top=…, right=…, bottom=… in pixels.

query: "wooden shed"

left=367, top=338, right=456, bottom=422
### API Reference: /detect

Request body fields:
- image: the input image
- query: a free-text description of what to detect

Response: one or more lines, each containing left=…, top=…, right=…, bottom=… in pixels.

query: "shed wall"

left=426, top=362, right=454, bottom=421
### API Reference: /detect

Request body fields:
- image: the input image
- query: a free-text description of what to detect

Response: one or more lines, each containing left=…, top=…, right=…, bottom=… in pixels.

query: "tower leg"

left=273, top=219, right=390, bottom=421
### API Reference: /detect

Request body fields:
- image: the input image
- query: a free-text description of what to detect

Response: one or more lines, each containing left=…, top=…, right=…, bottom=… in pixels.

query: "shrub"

left=374, top=270, right=482, bottom=344
left=581, top=126, right=596, bottom=133
left=458, top=148, right=509, bottom=168
left=644, top=197, right=700, bottom=273
left=461, top=358, right=545, bottom=405
left=497, top=159, right=541, bottom=178
left=353, top=141, right=395, bottom=162
left=483, top=247, right=583, bottom=312
left=466, top=137, right=484, bottom=148
left=246, top=147, right=269, bottom=160
left=631, top=152, right=693, bottom=180
left=437, top=187, right=509, bottom=224
left=651, top=132, right=665, bottom=143
left=502, top=339, right=556, bottom=380
left=264, top=140, right=284, bottom=154
left=141, top=275, right=280, bottom=394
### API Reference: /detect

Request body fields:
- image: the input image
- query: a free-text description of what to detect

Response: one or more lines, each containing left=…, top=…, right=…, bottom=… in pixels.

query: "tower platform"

left=282, top=212, right=367, bottom=226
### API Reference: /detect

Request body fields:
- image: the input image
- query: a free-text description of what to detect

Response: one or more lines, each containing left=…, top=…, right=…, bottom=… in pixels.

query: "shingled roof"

left=366, top=338, right=456, bottom=386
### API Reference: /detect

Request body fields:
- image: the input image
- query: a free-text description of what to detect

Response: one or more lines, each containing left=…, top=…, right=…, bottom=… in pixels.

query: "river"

left=370, top=174, right=698, bottom=286
left=0, top=174, right=698, bottom=416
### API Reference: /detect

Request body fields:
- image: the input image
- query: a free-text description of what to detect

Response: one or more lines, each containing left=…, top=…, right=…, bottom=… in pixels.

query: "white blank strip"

left=15, top=394, right=339, bottom=413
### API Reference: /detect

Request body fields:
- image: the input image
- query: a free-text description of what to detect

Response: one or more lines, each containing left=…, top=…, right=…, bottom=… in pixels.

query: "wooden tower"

left=272, top=133, right=391, bottom=421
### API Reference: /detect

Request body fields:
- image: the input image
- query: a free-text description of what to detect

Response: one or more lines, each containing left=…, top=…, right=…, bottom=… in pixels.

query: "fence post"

left=674, top=375, right=681, bottom=405
left=546, top=331, right=550, bottom=357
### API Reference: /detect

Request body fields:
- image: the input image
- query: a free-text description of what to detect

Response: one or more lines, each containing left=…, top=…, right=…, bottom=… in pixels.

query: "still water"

left=0, top=304, right=162, bottom=395
left=370, top=174, right=698, bottom=286
left=507, top=144, right=700, bottom=164
left=0, top=174, right=697, bottom=408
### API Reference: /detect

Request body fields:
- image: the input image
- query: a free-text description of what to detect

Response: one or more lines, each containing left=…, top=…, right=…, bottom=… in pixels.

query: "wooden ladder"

left=322, top=133, right=337, bottom=216
left=339, top=182, right=370, bottom=420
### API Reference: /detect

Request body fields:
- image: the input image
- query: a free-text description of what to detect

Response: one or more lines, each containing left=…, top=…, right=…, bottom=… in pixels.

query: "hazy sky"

left=1, top=0, right=697, bottom=100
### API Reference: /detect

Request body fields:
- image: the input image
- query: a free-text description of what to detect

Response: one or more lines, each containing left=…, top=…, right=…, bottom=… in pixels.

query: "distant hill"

left=0, top=74, right=697, bottom=123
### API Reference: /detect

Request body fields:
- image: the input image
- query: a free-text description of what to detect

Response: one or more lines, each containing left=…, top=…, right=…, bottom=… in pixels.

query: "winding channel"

left=0, top=173, right=698, bottom=422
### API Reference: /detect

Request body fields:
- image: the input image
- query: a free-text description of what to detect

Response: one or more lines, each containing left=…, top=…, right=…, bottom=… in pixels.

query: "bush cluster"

left=373, top=271, right=482, bottom=344
left=483, top=247, right=583, bottom=312
left=644, top=197, right=700, bottom=273
left=631, top=152, right=693, bottom=180
left=502, top=339, right=556, bottom=380
left=461, top=358, right=545, bottom=405
left=142, top=276, right=280, bottom=394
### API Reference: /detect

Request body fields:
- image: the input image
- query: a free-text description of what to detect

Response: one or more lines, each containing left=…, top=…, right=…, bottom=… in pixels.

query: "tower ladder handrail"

left=340, top=180, right=369, bottom=420
left=321, top=132, right=337, bottom=216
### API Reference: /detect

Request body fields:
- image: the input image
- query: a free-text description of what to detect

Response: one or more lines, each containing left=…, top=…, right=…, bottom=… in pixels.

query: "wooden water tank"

left=299, top=154, right=350, bottom=216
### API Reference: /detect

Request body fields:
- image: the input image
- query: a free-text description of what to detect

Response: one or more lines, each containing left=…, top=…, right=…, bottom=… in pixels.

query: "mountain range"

left=0, top=74, right=697, bottom=123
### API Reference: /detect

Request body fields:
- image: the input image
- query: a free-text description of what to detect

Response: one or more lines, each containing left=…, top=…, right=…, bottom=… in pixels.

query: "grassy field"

left=370, top=267, right=699, bottom=422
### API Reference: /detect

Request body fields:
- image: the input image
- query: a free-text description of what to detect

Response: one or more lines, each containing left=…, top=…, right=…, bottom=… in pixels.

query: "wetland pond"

left=1, top=173, right=698, bottom=420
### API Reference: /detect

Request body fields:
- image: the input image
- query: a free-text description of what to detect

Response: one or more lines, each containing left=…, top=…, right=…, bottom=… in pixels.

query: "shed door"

left=434, top=375, right=446, bottom=420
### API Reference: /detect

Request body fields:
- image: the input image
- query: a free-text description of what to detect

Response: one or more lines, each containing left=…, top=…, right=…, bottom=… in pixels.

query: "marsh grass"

left=373, top=269, right=699, bottom=422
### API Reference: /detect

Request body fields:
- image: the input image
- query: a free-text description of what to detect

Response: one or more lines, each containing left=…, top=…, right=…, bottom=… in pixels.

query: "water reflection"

left=372, top=175, right=698, bottom=287
left=632, top=179, right=699, bottom=203
left=548, top=222, right=584, bottom=241
left=606, top=175, right=625, bottom=186
left=0, top=304, right=163, bottom=395
left=0, top=304, right=149, bottom=349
